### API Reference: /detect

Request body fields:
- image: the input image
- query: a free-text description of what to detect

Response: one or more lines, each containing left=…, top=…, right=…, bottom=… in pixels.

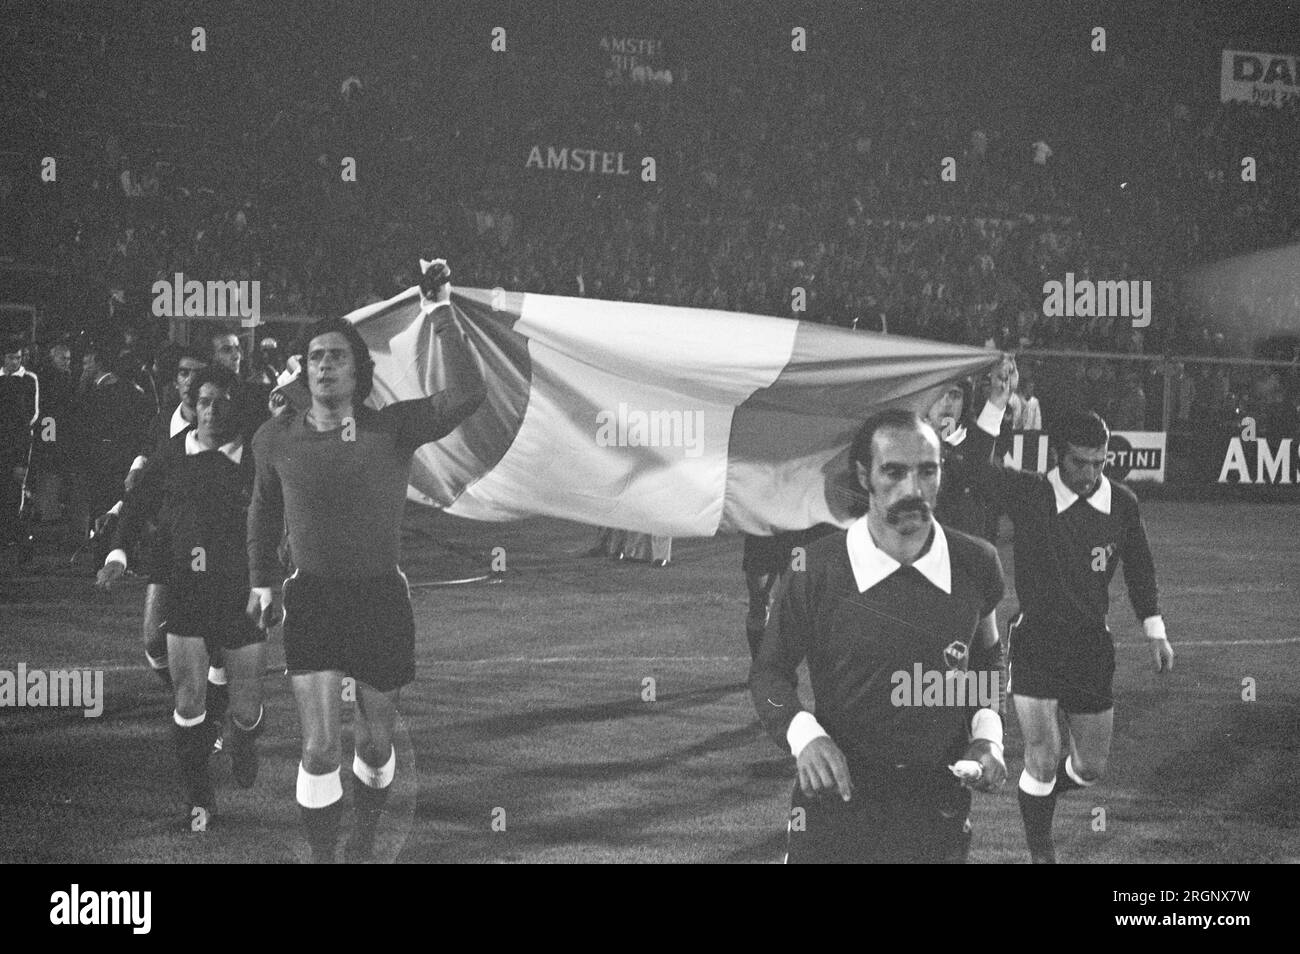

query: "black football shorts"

left=1007, top=613, right=1116, bottom=713
left=164, top=570, right=265, bottom=651
left=282, top=569, right=416, bottom=692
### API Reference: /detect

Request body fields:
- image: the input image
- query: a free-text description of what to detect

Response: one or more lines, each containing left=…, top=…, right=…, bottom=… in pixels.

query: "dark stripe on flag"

left=721, top=321, right=999, bottom=534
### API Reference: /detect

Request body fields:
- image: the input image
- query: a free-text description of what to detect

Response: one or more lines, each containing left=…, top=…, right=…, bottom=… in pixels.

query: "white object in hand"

left=949, top=759, right=983, bottom=782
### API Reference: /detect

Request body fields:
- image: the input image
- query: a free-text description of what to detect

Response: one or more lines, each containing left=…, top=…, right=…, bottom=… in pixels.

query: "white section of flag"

left=439, top=293, right=798, bottom=535
left=513, top=292, right=799, bottom=403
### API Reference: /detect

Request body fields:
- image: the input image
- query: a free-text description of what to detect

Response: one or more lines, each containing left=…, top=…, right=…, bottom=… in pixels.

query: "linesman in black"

left=751, top=409, right=1008, bottom=863
left=96, top=365, right=267, bottom=829
left=976, top=409, right=1174, bottom=863
left=98, top=348, right=213, bottom=688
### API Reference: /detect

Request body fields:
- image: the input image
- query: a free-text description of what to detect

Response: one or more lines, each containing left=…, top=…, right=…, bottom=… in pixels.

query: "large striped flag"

left=346, top=286, right=1000, bottom=536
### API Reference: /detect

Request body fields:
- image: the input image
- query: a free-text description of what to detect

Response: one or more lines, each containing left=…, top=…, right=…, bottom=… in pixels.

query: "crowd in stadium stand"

left=7, top=15, right=1300, bottom=352
left=4, top=8, right=1300, bottom=550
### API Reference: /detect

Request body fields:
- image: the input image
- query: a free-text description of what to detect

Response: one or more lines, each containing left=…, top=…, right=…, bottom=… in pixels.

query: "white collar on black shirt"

left=169, top=403, right=192, bottom=437
left=185, top=430, right=244, bottom=464
left=846, top=516, right=952, bottom=594
left=1047, top=467, right=1111, bottom=514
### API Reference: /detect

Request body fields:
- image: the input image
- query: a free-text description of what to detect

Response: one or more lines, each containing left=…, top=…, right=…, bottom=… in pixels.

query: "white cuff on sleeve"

left=105, top=549, right=127, bottom=568
left=108, top=500, right=124, bottom=517
left=128, top=456, right=147, bottom=474
left=976, top=400, right=1004, bottom=436
left=1142, top=615, right=1167, bottom=640
left=786, top=710, right=830, bottom=758
left=971, top=707, right=1003, bottom=751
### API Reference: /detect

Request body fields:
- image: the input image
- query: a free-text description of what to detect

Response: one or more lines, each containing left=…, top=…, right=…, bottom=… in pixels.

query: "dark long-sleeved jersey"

left=937, top=421, right=997, bottom=539
left=111, top=432, right=255, bottom=583
left=750, top=524, right=1005, bottom=766
left=975, top=465, right=1159, bottom=630
left=248, top=388, right=484, bottom=587
left=248, top=306, right=486, bottom=586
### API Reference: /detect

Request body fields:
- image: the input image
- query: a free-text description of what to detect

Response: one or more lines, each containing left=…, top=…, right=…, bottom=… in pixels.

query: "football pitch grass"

left=2, top=500, right=1297, bottom=864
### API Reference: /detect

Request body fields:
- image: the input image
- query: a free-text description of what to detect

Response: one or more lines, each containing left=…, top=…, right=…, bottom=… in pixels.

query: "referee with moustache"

left=750, top=407, right=1008, bottom=863
left=739, top=357, right=1014, bottom=661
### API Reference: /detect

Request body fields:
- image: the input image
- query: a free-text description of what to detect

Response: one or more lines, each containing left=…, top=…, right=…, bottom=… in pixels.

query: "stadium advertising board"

left=600, top=35, right=672, bottom=86
left=1107, top=431, right=1167, bottom=483
left=1003, top=430, right=1049, bottom=472
left=1220, top=49, right=1300, bottom=108
left=525, top=145, right=634, bottom=176
left=1216, top=433, right=1300, bottom=485
left=1002, top=430, right=1165, bottom=482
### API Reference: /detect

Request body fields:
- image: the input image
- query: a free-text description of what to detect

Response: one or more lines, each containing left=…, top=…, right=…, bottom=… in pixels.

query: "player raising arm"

left=927, top=354, right=1017, bottom=539
left=246, top=260, right=486, bottom=863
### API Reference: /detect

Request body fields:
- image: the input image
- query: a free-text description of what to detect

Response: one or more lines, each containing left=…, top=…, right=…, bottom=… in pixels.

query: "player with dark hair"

left=97, top=364, right=266, bottom=828
left=751, top=408, right=1008, bottom=863
left=974, top=408, right=1174, bottom=863
left=247, top=260, right=486, bottom=863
